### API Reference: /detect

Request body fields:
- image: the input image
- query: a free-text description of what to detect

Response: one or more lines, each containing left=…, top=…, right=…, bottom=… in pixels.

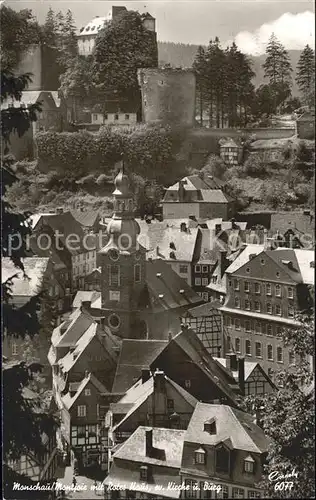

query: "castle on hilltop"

left=77, top=6, right=156, bottom=56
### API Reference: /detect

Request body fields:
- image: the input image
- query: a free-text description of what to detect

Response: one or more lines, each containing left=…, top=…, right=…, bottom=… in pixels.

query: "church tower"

left=99, top=161, right=148, bottom=339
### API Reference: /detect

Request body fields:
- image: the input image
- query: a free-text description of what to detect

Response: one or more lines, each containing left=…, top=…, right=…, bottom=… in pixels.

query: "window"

left=195, top=265, right=201, bottom=273
left=179, top=265, right=188, bottom=274
left=277, top=346, right=283, bottom=363
left=114, top=114, right=119, bottom=120
left=266, top=303, right=272, bottom=314
left=202, top=265, right=208, bottom=273
left=289, top=350, right=295, bottom=365
left=245, top=340, right=251, bottom=356
left=254, top=283, right=261, bottom=294
left=267, top=324, right=273, bottom=336
left=254, top=301, right=260, bottom=312
left=234, top=279, right=240, bottom=291
left=246, top=267, right=250, bottom=273
left=288, top=307, right=294, bottom=318
left=266, top=283, right=272, bottom=295
left=245, top=299, right=251, bottom=310
left=276, top=326, right=282, bottom=338
left=185, top=379, right=191, bottom=388
left=244, top=281, right=250, bottom=292
left=202, top=278, right=209, bottom=286
left=194, top=448, right=206, bottom=464
left=84, top=389, right=91, bottom=396
left=226, top=316, right=231, bottom=327
left=212, top=276, right=217, bottom=283
left=275, top=304, right=281, bottom=316
left=248, top=492, right=261, bottom=499
left=108, top=265, right=120, bottom=286
left=108, top=313, right=120, bottom=329
left=104, top=114, right=108, bottom=120
left=11, top=343, right=18, bottom=356
left=77, top=405, right=86, bottom=417
left=203, top=292, right=209, bottom=301
left=228, top=279, right=232, bottom=287
left=134, top=264, right=141, bottom=283
left=167, top=399, right=174, bottom=411
left=255, top=342, right=262, bottom=358
left=93, top=114, right=98, bottom=121
left=235, top=338, right=241, bottom=353
left=255, top=322, right=262, bottom=335
left=232, top=488, right=245, bottom=498
left=244, top=456, right=255, bottom=473
left=195, top=278, right=201, bottom=286
left=275, top=284, right=281, bottom=297
left=245, top=321, right=251, bottom=332
left=215, top=446, right=230, bottom=473
left=288, top=287, right=294, bottom=298
left=125, top=114, right=130, bottom=120
left=260, top=258, right=265, bottom=265
left=234, top=297, right=240, bottom=308
left=267, top=344, right=273, bottom=360
left=184, top=480, right=198, bottom=499
left=140, top=465, right=148, bottom=481
left=109, top=290, right=120, bottom=301
left=235, top=318, right=241, bottom=330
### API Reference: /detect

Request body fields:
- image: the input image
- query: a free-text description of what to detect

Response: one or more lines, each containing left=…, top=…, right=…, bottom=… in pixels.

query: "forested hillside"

left=158, top=42, right=301, bottom=94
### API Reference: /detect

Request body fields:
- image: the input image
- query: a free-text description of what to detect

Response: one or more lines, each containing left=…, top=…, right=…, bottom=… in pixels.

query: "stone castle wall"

left=138, top=68, right=196, bottom=127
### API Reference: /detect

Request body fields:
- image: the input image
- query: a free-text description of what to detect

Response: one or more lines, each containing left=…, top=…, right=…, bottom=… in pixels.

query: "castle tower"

left=137, top=68, right=196, bottom=127
left=99, top=161, right=147, bottom=339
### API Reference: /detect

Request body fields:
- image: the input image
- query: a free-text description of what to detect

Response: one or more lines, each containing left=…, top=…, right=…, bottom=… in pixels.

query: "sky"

left=5, top=0, right=315, bottom=54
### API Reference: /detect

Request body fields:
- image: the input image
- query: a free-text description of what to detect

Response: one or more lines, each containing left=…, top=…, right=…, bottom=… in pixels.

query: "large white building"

left=77, top=6, right=156, bottom=56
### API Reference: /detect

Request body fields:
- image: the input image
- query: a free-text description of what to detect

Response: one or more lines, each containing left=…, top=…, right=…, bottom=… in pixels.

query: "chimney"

left=226, top=352, right=238, bottom=371
left=85, top=370, right=89, bottom=378
left=168, top=332, right=173, bottom=342
left=238, top=357, right=245, bottom=396
left=178, top=180, right=185, bottom=202
left=145, top=429, right=153, bottom=457
left=215, top=223, right=222, bottom=235
left=153, top=369, right=165, bottom=392
left=80, top=300, right=91, bottom=312
left=141, top=368, right=151, bottom=384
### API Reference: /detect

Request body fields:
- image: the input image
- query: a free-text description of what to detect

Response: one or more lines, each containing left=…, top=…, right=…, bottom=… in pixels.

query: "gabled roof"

left=92, top=102, right=139, bottom=114
left=183, top=403, right=270, bottom=453
left=276, top=248, right=314, bottom=285
left=214, top=358, right=272, bottom=384
left=169, top=328, right=239, bottom=405
left=62, top=372, right=109, bottom=410
left=72, top=291, right=101, bottom=309
left=51, top=308, right=95, bottom=349
left=185, top=302, right=222, bottom=318
left=112, top=373, right=198, bottom=431
left=112, top=340, right=168, bottom=393
left=2, top=257, right=50, bottom=296
left=270, top=211, right=314, bottom=236
left=1, top=91, right=57, bottom=109
left=163, top=175, right=232, bottom=204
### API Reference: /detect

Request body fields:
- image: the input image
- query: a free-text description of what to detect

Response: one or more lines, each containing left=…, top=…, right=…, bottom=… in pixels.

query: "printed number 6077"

left=274, top=482, right=294, bottom=491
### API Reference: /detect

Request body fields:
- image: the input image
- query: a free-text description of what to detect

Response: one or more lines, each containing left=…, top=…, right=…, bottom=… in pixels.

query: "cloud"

left=232, top=11, right=315, bottom=55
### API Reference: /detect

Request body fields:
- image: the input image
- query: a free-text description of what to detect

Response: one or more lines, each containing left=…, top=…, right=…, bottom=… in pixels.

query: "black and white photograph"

left=1, top=0, right=315, bottom=498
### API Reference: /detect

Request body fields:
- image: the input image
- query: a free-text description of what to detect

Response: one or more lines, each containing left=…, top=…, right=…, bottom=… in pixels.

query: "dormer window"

left=194, top=447, right=206, bottom=465
left=140, top=465, right=148, bottom=481
left=169, top=242, right=176, bottom=250
left=215, top=445, right=230, bottom=474
left=244, top=455, right=255, bottom=473
left=204, top=417, right=216, bottom=434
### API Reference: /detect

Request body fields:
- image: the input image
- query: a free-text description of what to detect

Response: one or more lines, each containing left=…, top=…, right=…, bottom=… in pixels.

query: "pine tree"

left=296, top=45, right=315, bottom=106
left=193, top=46, right=207, bottom=126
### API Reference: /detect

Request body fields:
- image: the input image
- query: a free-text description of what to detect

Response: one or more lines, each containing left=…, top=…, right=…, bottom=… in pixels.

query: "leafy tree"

left=0, top=5, right=41, bottom=71
left=1, top=70, right=56, bottom=492
left=242, top=316, right=315, bottom=499
left=93, top=10, right=158, bottom=103
left=296, top=45, right=315, bottom=106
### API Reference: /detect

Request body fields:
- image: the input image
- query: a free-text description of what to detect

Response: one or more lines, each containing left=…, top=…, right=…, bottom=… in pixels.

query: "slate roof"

left=184, top=403, right=270, bottom=453
left=112, top=373, right=198, bottom=431
left=50, top=309, right=95, bottom=349
left=225, top=244, right=264, bottom=274
left=163, top=175, right=232, bottom=204
left=104, top=427, right=185, bottom=499
left=29, top=211, right=85, bottom=250
left=146, top=260, right=201, bottom=311
left=70, top=209, right=100, bottom=228
left=185, top=302, right=223, bottom=318
left=267, top=249, right=313, bottom=284
left=28, top=235, right=68, bottom=271
left=62, top=372, right=109, bottom=410
left=72, top=291, right=101, bottom=309
left=112, top=340, right=168, bottom=393
left=2, top=257, right=50, bottom=296
left=92, top=102, right=139, bottom=114
left=214, top=358, right=269, bottom=383
left=138, top=225, right=199, bottom=262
